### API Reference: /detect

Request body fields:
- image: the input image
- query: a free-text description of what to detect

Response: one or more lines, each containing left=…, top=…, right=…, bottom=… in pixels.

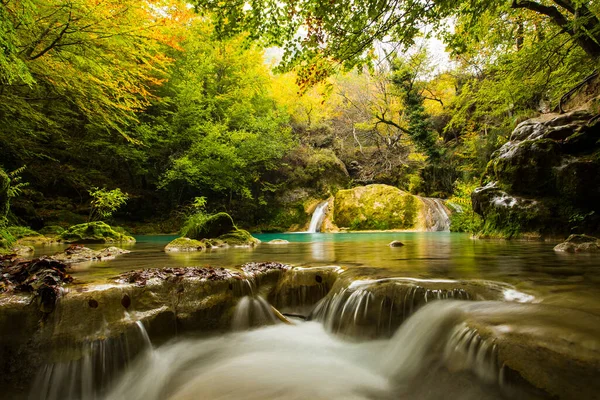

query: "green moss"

left=38, top=225, right=66, bottom=236
left=59, top=221, right=135, bottom=243
left=7, top=226, right=41, bottom=239
left=333, top=184, right=420, bottom=230
left=217, top=229, right=260, bottom=246
left=165, top=237, right=206, bottom=252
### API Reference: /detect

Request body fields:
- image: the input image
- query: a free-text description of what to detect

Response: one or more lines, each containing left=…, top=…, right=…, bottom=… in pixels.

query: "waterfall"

left=307, top=201, right=329, bottom=233
left=104, top=301, right=515, bottom=400
left=310, top=279, right=471, bottom=338
left=30, top=319, right=152, bottom=400
left=231, top=296, right=279, bottom=330
left=420, top=197, right=451, bottom=232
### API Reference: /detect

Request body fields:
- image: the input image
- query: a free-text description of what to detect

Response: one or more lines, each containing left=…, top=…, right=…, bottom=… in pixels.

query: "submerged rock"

left=554, top=234, right=600, bottom=253
left=389, top=240, right=404, bottom=247
left=50, top=244, right=130, bottom=264
left=268, top=239, right=290, bottom=244
left=59, top=222, right=135, bottom=244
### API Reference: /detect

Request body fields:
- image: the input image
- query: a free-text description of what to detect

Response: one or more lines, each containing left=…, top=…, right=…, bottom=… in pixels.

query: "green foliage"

left=38, top=225, right=65, bottom=236
left=448, top=180, right=483, bottom=233
left=88, top=187, right=129, bottom=222
left=7, top=226, right=41, bottom=239
left=6, top=166, right=28, bottom=199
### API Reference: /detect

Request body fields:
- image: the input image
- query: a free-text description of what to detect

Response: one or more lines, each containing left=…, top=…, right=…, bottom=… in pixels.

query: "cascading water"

left=419, top=197, right=451, bottom=231
left=103, top=301, right=520, bottom=400
left=307, top=201, right=329, bottom=233
left=30, top=318, right=152, bottom=400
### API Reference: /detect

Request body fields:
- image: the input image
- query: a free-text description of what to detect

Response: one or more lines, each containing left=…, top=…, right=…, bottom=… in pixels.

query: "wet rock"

left=50, top=244, right=130, bottom=264
left=269, top=266, right=342, bottom=317
left=0, top=256, right=73, bottom=312
left=241, top=262, right=292, bottom=275
left=554, top=234, right=600, bottom=253
left=460, top=301, right=600, bottom=400
left=116, top=266, right=241, bottom=286
left=59, top=222, right=135, bottom=244
left=389, top=240, right=404, bottom=247
left=11, top=245, right=34, bottom=257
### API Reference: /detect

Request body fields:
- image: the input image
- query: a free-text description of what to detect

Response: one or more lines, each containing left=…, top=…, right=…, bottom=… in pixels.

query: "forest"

left=0, top=0, right=599, bottom=240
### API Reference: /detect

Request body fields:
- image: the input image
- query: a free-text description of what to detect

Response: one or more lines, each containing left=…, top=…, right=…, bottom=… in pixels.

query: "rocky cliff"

left=472, top=110, right=600, bottom=238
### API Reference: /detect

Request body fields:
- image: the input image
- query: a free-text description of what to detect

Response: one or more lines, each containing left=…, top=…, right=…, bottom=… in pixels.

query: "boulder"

left=59, top=222, right=135, bottom=244
left=333, top=184, right=452, bottom=231
left=554, top=234, right=600, bottom=253
left=185, top=212, right=235, bottom=240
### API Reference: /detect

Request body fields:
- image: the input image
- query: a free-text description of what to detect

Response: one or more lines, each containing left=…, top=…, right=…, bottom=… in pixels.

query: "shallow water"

left=34, top=232, right=600, bottom=314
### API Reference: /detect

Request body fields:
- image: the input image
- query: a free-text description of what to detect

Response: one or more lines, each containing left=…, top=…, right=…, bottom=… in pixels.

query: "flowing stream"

left=97, top=301, right=527, bottom=400
left=19, top=232, right=600, bottom=400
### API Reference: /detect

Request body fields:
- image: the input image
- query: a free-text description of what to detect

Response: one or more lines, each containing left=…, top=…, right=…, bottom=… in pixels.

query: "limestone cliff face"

left=330, top=184, right=450, bottom=232
left=472, top=110, right=600, bottom=237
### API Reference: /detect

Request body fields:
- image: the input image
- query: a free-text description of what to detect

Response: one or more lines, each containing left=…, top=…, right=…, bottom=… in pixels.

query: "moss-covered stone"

left=333, top=184, right=420, bottom=230
left=164, top=237, right=206, bottom=252
left=185, top=212, right=235, bottom=240
left=59, top=222, right=135, bottom=244
left=218, top=229, right=260, bottom=246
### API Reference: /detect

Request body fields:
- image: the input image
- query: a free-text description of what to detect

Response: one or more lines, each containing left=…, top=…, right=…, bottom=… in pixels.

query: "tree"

left=192, top=0, right=599, bottom=82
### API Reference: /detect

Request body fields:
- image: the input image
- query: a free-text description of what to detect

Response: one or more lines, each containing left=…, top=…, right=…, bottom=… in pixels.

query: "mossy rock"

left=333, top=184, right=420, bottom=230
left=59, top=222, right=135, bottom=244
left=165, top=237, right=206, bottom=252
left=217, top=229, right=260, bottom=246
left=185, top=212, right=236, bottom=240
left=38, top=225, right=66, bottom=236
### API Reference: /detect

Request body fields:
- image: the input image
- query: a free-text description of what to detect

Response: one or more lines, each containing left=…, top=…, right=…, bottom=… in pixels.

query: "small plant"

left=88, top=187, right=129, bottom=222
left=7, top=166, right=29, bottom=199
left=181, top=197, right=209, bottom=237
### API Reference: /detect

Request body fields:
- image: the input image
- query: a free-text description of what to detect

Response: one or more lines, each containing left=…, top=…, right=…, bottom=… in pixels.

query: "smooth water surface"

left=34, top=232, right=600, bottom=314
